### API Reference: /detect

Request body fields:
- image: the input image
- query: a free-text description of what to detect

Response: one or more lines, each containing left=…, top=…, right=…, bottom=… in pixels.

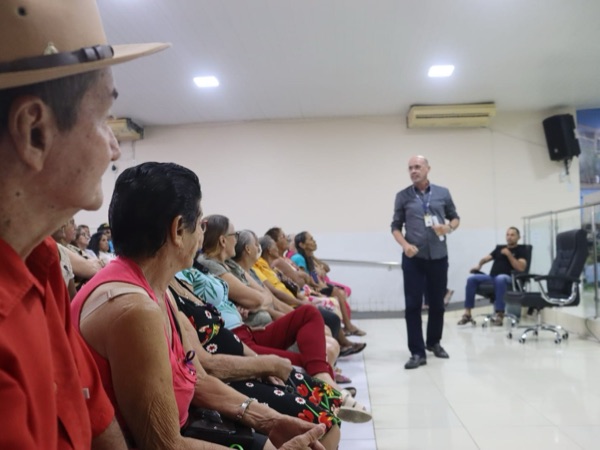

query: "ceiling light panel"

left=194, top=76, right=220, bottom=88
left=428, top=65, right=455, bottom=77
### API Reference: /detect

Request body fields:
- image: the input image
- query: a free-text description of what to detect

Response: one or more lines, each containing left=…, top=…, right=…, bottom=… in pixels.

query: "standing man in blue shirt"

left=391, top=156, right=460, bottom=369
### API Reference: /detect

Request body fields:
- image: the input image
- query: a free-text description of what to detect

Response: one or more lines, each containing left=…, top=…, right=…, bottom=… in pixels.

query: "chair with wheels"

left=504, top=229, right=587, bottom=344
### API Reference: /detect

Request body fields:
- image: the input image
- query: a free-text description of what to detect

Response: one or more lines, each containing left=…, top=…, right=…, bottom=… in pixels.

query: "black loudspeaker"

left=543, top=114, right=581, bottom=161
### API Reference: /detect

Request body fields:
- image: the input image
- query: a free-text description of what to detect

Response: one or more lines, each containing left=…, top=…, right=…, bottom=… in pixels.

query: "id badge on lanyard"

left=415, top=187, right=432, bottom=227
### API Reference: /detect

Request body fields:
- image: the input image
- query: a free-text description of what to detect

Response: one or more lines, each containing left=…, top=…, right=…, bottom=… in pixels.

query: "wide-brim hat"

left=0, top=0, right=170, bottom=90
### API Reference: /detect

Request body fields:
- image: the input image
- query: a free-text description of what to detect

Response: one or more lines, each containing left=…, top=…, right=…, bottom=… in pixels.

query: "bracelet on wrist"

left=236, top=397, right=257, bottom=421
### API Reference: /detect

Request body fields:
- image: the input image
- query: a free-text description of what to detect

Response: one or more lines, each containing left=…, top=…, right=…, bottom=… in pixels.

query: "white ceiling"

left=98, top=0, right=600, bottom=126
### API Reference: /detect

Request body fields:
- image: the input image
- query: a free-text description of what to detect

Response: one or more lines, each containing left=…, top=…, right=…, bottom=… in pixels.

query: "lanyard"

left=413, top=186, right=431, bottom=214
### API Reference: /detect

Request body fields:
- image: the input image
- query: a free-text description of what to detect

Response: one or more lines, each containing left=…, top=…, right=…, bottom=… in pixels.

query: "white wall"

left=76, top=112, right=580, bottom=310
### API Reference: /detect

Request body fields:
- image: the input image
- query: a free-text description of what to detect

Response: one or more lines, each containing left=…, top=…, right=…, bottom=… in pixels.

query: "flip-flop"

left=339, top=342, right=367, bottom=357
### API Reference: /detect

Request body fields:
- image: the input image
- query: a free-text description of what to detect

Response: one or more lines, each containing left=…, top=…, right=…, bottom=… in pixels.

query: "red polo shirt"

left=0, top=237, right=114, bottom=449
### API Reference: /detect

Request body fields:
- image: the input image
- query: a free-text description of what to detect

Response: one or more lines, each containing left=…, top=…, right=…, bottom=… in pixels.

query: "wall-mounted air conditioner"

left=108, top=117, right=144, bottom=141
left=407, top=103, right=496, bottom=128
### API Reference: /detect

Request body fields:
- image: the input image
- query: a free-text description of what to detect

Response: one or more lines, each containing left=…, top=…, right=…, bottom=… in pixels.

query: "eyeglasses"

left=200, top=220, right=208, bottom=232
left=226, top=231, right=240, bottom=240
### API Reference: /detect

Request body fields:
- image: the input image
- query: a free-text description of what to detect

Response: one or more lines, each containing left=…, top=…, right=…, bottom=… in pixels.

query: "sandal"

left=337, top=389, right=372, bottom=423
left=335, top=372, right=352, bottom=384
left=489, top=313, right=504, bottom=327
left=457, top=314, right=473, bottom=325
left=339, top=342, right=367, bottom=357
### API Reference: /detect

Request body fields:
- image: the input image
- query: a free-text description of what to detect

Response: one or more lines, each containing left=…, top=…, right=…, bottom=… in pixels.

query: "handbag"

left=277, top=271, right=299, bottom=296
left=181, top=406, right=255, bottom=449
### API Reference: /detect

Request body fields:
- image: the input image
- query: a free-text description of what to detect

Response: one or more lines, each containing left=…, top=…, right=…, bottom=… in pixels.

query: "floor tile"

left=560, top=425, right=600, bottom=449
left=468, top=426, right=583, bottom=449
left=375, top=428, right=479, bottom=450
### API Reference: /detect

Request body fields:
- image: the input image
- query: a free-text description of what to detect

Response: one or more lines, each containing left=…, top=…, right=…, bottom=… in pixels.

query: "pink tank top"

left=71, top=257, right=196, bottom=433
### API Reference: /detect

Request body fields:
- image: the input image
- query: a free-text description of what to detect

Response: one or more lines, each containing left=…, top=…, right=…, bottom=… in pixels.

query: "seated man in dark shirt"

left=458, top=227, right=528, bottom=325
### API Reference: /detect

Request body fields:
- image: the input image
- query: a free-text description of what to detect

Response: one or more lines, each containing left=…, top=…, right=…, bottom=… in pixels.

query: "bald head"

left=409, top=155, right=429, bottom=166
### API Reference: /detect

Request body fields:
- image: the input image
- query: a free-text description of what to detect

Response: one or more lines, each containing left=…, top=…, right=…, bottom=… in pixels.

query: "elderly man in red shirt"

left=0, top=1, right=167, bottom=448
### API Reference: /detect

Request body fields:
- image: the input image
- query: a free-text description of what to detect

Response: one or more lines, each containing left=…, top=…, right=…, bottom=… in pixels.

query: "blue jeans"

left=402, top=255, right=448, bottom=357
left=464, top=274, right=511, bottom=312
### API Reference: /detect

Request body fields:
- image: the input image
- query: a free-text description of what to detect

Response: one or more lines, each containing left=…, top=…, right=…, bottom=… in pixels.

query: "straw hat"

left=0, top=0, right=169, bottom=89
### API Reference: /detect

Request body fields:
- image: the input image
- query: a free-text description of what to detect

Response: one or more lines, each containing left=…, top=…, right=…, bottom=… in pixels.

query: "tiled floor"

left=336, top=308, right=600, bottom=449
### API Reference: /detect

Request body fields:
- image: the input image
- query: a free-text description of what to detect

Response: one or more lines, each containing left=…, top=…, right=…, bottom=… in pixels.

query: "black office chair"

left=474, top=244, right=533, bottom=328
left=504, top=229, right=588, bottom=344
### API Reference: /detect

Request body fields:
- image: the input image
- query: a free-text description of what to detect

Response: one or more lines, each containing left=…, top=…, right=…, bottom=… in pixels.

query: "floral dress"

left=171, top=273, right=342, bottom=429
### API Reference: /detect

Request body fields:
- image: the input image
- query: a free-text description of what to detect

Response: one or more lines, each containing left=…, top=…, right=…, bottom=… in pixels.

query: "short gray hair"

left=259, top=235, right=276, bottom=256
left=233, top=229, right=258, bottom=260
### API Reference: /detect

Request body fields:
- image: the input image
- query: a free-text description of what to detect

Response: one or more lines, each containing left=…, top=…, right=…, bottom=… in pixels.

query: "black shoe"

left=404, top=354, right=427, bottom=369
left=426, top=343, right=449, bottom=359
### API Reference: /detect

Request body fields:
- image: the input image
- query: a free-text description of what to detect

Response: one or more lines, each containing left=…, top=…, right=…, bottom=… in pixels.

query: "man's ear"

left=8, top=96, right=57, bottom=172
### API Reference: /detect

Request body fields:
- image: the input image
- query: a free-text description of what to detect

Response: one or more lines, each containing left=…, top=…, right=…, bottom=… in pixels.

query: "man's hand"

left=260, top=354, right=293, bottom=380
left=500, top=247, right=511, bottom=257
left=278, top=424, right=326, bottom=450
left=403, top=243, right=419, bottom=258
left=432, top=223, right=449, bottom=236
left=470, top=265, right=481, bottom=273
left=268, top=415, right=324, bottom=449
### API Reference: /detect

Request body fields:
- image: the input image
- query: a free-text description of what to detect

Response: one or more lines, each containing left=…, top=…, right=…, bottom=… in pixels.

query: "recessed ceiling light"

left=193, top=76, right=219, bottom=88
left=428, top=65, right=455, bottom=77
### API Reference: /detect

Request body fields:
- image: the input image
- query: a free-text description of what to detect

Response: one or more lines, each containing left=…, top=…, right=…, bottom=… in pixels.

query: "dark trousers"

left=402, top=254, right=448, bottom=357
left=318, top=307, right=341, bottom=337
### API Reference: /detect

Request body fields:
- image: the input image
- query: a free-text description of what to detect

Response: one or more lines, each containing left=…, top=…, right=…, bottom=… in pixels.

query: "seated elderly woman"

left=292, top=232, right=365, bottom=337
left=73, top=224, right=100, bottom=260
left=266, top=228, right=313, bottom=288
left=52, top=218, right=103, bottom=291
left=71, top=162, right=330, bottom=450
left=170, top=275, right=368, bottom=426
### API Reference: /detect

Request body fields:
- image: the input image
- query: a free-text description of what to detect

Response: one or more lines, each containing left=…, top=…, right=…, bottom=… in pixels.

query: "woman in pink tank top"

left=71, top=162, right=331, bottom=450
